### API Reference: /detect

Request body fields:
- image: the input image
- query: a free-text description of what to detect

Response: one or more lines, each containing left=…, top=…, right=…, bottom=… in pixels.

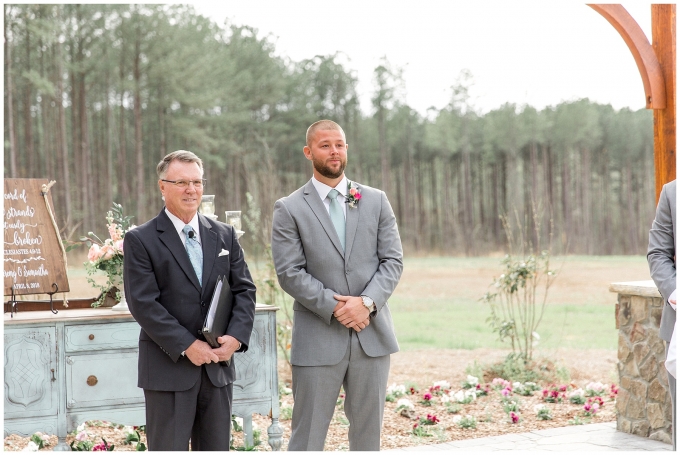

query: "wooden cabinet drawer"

left=65, top=352, right=143, bottom=409
left=65, top=322, right=139, bottom=352
left=4, top=327, right=58, bottom=419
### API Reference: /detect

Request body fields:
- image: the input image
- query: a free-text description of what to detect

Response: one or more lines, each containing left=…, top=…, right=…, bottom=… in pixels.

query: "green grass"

left=389, top=255, right=649, bottom=351
left=390, top=297, right=616, bottom=350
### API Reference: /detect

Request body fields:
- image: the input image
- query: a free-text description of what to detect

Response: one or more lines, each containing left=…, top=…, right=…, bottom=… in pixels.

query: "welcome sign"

left=4, top=178, right=70, bottom=296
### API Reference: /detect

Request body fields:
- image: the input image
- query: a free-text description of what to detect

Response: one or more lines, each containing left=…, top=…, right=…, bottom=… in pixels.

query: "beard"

left=312, top=155, right=347, bottom=179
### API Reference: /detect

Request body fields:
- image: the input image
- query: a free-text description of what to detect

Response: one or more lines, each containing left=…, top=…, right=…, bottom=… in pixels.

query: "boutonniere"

left=345, top=181, right=362, bottom=208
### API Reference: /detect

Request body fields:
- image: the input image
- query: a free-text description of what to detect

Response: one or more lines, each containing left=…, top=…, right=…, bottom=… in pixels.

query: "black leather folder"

left=203, top=275, right=233, bottom=366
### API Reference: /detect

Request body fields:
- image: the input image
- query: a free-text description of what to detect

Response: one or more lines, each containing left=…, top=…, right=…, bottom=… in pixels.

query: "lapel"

left=198, top=214, right=217, bottom=297
left=344, top=181, right=361, bottom=260
left=302, top=179, right=344, bottom=259
left=156, top=209, right=202, bottom=293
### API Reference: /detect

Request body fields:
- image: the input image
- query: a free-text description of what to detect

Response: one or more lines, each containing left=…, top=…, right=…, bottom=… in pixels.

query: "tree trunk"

left=134, top=26, right=145, bottom=221
left=5, top=9, right=17, bottom=177
left=23, top=10, right=35, bottom=176
left=55, top=9, right=72, bottom=232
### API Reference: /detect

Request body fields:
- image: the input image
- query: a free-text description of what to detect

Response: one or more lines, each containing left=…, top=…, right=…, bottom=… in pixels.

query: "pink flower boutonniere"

left=346, top=181, right=362, bottom=208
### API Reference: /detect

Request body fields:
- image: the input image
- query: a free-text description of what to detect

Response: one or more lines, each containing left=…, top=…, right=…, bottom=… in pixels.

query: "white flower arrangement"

left=396, top=398, right=415, bottom=411
left=22, top=441, right=39, bottom=452
left=451, top=388, right=477, bottom=403
left=387, top=383, right=407, bottom=396
left=463, top=375, right=479, bottom=389
left=433, top=380, right=451, bottom=390
left=585, top=382, right=606, bottom=396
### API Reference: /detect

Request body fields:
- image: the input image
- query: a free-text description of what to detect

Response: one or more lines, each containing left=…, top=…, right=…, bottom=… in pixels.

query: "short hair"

left=306, top=120, right=346, bottom=147
left=157, top=150, right=204, bottom=179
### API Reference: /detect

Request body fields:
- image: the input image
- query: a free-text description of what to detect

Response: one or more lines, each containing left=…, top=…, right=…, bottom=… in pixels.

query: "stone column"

left=611, top=280, right=672, bottom=444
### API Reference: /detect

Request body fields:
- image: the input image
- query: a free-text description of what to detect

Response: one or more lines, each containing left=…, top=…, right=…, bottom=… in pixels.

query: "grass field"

left=57, top=253, right=650, bottom=352
left=389, top=255, right=651, bottom=351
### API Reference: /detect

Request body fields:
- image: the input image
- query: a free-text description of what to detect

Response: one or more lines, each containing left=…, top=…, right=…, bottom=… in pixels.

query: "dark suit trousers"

left=144, top=365, right=233, bottom=451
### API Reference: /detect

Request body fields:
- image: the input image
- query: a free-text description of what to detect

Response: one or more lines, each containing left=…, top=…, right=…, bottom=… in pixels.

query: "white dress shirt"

left=311, top=175, right=348, bottom=219
left=165, top=209, right=201, bottom=246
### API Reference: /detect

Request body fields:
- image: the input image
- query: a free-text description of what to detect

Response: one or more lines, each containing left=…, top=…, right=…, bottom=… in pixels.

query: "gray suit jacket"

left=272, top=179, right=403, bottom=366
left=648, top=180, right=677, bottom=342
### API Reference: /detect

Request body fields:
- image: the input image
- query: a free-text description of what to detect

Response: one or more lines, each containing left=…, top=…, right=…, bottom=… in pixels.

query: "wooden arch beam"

left=588, top=4, right=666, bottom=109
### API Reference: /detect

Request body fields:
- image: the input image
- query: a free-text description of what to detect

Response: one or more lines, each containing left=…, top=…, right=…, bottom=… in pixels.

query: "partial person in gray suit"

left=647, top=179, right=676, bottom=449
left=272, top=120, right=403, bottom=451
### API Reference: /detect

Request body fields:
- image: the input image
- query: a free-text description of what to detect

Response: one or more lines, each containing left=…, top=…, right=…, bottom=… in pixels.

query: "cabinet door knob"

left=51, top=368, right=56, bottom=382
left=88, top=334, right=95, bottom=340
left=87, top=375, right=98, bottom=386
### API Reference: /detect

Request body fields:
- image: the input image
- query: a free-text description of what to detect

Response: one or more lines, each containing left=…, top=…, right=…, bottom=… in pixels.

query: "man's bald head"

left=306, top=120, right=346, bottom=147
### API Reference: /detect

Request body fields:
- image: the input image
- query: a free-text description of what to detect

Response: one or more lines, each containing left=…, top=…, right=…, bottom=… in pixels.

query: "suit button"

left=345, top=270, right=350, bottom=275
left=201, top=302, right=205, bottom=307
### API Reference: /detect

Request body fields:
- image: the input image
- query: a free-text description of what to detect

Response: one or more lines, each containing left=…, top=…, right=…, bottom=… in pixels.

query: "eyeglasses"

left=161, top=179, right=207, bottom=189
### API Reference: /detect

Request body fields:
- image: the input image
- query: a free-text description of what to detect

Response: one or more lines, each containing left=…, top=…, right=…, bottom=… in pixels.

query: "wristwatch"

left=361, top=295, right=376, bottom=313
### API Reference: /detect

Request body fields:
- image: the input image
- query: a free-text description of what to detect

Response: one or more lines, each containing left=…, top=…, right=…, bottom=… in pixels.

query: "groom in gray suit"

left=272, top=120, right=403, bottom=451
left=648, top=179, right=676, bottom=449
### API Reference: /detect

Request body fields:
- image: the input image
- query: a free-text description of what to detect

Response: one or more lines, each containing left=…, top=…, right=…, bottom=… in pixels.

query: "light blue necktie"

left=327, top=189, right=345, bottom=251
left=182, top=225, right=203, bottom=285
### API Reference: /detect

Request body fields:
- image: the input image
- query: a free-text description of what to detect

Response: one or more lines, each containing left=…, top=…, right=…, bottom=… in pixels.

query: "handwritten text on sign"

left=3, top=179, right=70, bottom=295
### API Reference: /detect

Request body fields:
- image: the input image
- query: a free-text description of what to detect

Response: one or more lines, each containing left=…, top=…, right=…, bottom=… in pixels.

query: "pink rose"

left=114, top=239, right=124, bottom=253
left=354, top=192, right=362, bottom=200
left=88, top=244, right=101, bottom=263
left=100, top=244, right=115, bottom=261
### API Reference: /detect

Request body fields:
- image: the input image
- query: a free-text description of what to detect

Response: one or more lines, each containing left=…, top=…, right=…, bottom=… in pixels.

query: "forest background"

left=4, top=4, right=656, bottom=257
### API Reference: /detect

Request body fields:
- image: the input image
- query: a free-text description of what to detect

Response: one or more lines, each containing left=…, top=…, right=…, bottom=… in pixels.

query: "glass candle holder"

left=225, top=211, right=242, bottom=231
left=200, top=195, right=215, bottom=216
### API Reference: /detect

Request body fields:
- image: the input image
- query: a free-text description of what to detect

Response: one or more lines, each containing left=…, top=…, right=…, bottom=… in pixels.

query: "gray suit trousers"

left=667, top=341, right=676, bottom=450
left=288, top=331, right=390, bottom=451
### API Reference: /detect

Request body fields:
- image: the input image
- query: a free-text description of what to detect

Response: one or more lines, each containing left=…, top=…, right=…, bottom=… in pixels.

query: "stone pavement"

left=385, top=422, right=673, bottom=452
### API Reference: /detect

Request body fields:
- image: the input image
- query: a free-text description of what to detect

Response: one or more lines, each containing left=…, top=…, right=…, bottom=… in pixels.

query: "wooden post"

left=652, top=4, right=676, bottom=200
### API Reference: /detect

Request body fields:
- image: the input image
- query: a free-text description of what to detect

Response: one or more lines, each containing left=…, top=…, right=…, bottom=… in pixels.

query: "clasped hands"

left=333, top=294, right=370, bottom=332
left=184, top=335, right=239, bottom=367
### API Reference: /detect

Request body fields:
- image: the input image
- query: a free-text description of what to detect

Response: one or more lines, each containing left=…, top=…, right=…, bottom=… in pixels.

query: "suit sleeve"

left=648, top=182, right=676, bottom=306
left=123, top=229, right=197, bottom=362
left=360, top=191, right=404, bottom=314
left=271, top=199, right=338, bottom=325
left=225, top=226, right=257, bottom=352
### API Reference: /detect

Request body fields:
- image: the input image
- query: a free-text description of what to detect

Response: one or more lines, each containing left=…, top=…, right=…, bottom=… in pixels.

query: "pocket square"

left=218, top=249, right=230, bottom=257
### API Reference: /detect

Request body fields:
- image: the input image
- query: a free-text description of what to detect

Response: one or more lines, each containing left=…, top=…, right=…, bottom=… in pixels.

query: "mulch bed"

left=4, top=348, right=618, bottom=451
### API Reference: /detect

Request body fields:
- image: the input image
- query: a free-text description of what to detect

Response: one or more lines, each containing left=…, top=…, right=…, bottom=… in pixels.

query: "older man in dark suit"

left=124, top=150, right=256, bottom=451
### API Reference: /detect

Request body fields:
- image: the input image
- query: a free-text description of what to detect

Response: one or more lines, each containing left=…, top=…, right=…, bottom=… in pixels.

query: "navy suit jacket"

left=123, top=208, right=256, bottom=391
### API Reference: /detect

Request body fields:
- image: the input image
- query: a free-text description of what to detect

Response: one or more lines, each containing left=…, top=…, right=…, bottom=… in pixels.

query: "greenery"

left=279, top=405, right=293, bottom=421
left=446, top=403, right=462, bottom=414
left=78, top=202, right=134, bottom=307
left=487, top=354, right=543, bottom=383
left=6, top=5, right=655, bottom=258
left=457, top=415, right=477, bottom=429
left=536, top=406, right=553, bottom=420
left=502, top=396, right=522, bottom=414
left=482, top=206, right=555, bottom=361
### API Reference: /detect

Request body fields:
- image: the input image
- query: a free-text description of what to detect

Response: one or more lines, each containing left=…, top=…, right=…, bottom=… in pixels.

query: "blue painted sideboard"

left=4, top=304, right=282, bottom=450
